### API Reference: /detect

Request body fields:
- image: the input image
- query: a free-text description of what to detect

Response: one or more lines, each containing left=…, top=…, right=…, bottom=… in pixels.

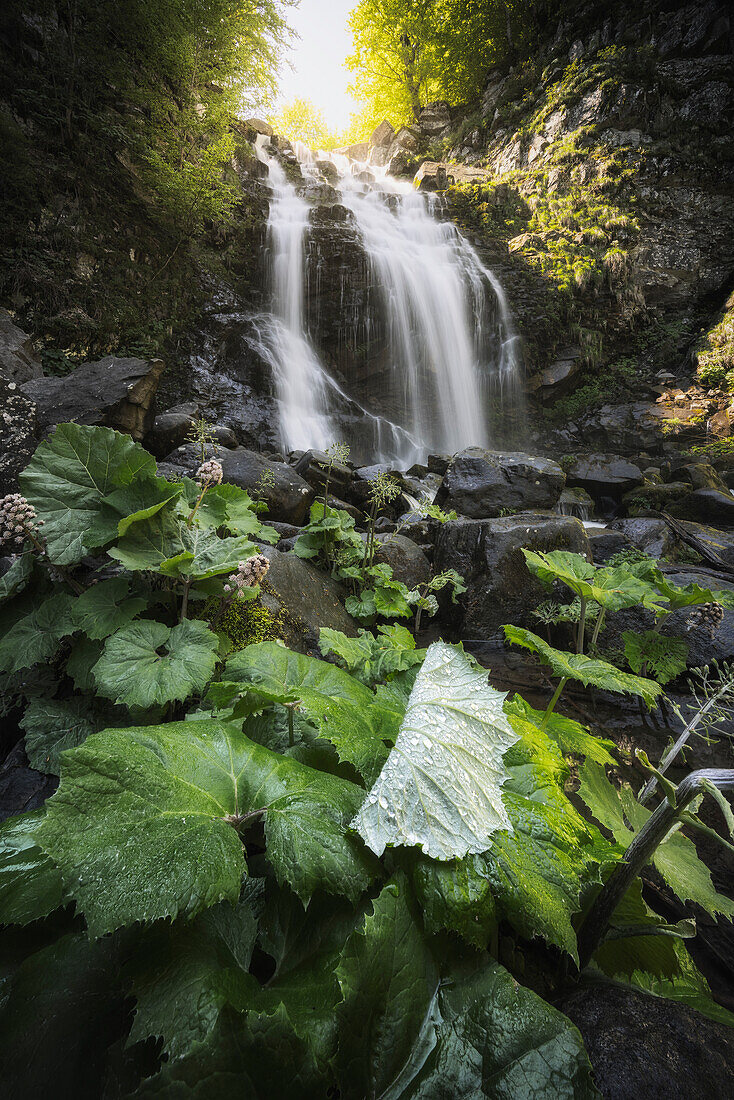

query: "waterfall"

left=254, top=135, right=523, bottom=465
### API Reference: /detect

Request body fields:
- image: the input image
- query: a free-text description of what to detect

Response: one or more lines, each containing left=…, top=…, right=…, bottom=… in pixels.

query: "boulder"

left=435, top=449, right=566, bottom=518
left=0, top=310, right=42, bottom=383
left=609, top=518, right=679, bottom=559
left=22, top=356, right=164, bottom=441
left=316, top=159, right=338, bottom=183
left=566, top=453, right=644, bottom=497
left=658, top=565, right=734, bottom=667
left=678, top=520, right=734, bottom=568
left=294, top=449, right=352, bottom=499
left=587, top=528, right=635, bottom=564
left=686, top=487, right=734, bottom=524
left=527, top=347, right=582, bottom=401
left=374, top=533, right=431, bottom=590
left=245, top=117, right=273, bottom=137
left=0, top=379, right=37, bottom=493
left=369, top=120, right=395, bottom=148
left=259, top=546, right=356, bottom=654
left=336, top=141, right=369, bottom=161
left=418, top=101, right=451, bottom=135
left=558, top=486, right=594, bottom=520
left=559, top=983, right=734, bottom=1100
left=217, top=448, right=315, bottom=525
left=433, top=513, right=589, bottom=639
left=146, top=403, right=199, bottom=458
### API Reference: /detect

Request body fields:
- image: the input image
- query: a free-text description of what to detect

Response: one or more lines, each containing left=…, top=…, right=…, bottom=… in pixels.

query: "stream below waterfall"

left=251, top=134, right=523, bottom=467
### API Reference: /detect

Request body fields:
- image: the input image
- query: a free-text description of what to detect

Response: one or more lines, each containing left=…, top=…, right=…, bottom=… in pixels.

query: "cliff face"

left=432, top=0, right=733, bottom=456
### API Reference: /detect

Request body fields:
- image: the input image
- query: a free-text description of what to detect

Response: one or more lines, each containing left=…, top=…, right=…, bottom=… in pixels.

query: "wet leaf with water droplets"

left=352, top=642, right=519, bottom=860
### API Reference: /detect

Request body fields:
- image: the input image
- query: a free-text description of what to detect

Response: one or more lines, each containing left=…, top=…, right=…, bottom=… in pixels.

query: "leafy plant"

left=318, top=624, right=426, bottom=687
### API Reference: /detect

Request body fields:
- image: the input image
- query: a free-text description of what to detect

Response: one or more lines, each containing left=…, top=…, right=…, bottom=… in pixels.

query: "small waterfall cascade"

left=254, top=135, right=523, bottom=464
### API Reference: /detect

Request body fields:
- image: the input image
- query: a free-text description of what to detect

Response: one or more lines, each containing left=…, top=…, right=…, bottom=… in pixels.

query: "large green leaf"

left=578, top=762, right=734, bottom=920
left=128, top=884, right=263, bottom=1058
left=19, top=423, right=165, bottom=565
left=503, top=626, right=663, bottom=708
left=36, top=719, right=375, bottom=934
left=335, top=875, right=439, bottom=1100
left=135, top=1004, right=325, bottom=1099
left=20, top=696, right=106, bottom=774
left=352, top=642, right=519, bottom=860
left=92, top=619, right=219, bottom=708
left=219, top=641, right=398, bottom=784
left=70, top=576, right=146, bottom=640
left=522, top=549, right=667, bottom=613
left=506, top=696, right=617, bottom=765
left=622, top=630, right=688, bottom=684
left=109, top=508, right=258, bottom=579
left=180, top=478, right=279, bottom=543
left=478, top=715, right=618, bottom=960
left=0, top=810, right=65, bottom=925
left=630, top=558, right=734, bottom=611
left=0, top=553, right=33, bottom=604
left=318, top=625, right=426, bottom=687
left=0, top=591, right=76, bottom=674
left=401, top=960, right=599, bottom=1099
left=413, top=855, right=497, bottom=948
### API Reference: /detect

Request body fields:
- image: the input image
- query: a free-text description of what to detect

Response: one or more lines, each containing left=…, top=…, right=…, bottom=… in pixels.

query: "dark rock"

left=22, top=356, right=164, bottom=441
left=294, top=449, right=352, bottom=498
left=316, top=159, right=338, bottom=184
left=146, top=403, right=199, bottom=458
left=609, top=518, right=678, bottom=559
left=687, top=488, right=734, bottom=524
left=674, top=462, right=730, bottom=492
left=558, top=486, right=595, bottom=519
left=433, top=513, right=589, bottom=639
left=658, top=565, right=734, bottom=666
left=218, top=448, right=315, bottom=525
left=587, top=529, right=635, bottom=563
left=259, top=546, right=356, bottom=654
left=0, top=310, right=42, bottom=383
left=559, top=982, right=734, bottom=1100
left=374, top=533, right=431, bottom=590
left=418, top=101, right=452, bottom=135
left=436, top=449, right=566, bottom=518
left=369, top=120, right=395, bottom=148
left=528, top=349, right=582, bottom=401
left=427, top=454, right=451, bottom=475
left=621, top=481, right=692, bottom=513
left=244, top=117, right=273, bottom=137
left=0, top=741, right=57, bottom=823
left=0, top=379, right=37, bottom=494
left=678, top=520, right=734, bottom=568
left=267, top=521, right=300, bottom=542
left=567, top=453, right=644, bottom=497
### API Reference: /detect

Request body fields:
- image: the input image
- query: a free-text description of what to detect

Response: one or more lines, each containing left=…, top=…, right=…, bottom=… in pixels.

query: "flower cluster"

left=686, top=602, right=725, bottom=636
left=223, top=554, right=270, bottom=599
left=0, top=493, right=40, bottom=549
left=196, top=459, right=223, bottom=487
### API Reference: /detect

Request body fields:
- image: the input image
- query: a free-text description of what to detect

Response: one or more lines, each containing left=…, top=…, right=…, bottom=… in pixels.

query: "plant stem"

left=590, top=608, right=606, bottom=649
left=542, top=677, right=568, bottom=727
left=638, top=679, right=733, bottom=804
left=180, top=578, right=191, bottom=621
left=576, top=596, right=587, bottom=654
left=577, top=768, right=734, bottom=968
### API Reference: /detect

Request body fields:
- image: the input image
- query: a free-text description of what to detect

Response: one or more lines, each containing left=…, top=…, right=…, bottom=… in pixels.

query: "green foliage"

left=319, top=624, right=426, bottom=686
left=695, top=289, right=734, bottom=393
left=504, top=626, right=663, bottom=708
left=2, top=427, right=733, bottom=1093
left=353, top=642, right=520, bottom=859
left=623, top=630, right=689, bottom=684
left=578, top=762, right=734, bottom=921
left=269, top=97, right=342, bottom=150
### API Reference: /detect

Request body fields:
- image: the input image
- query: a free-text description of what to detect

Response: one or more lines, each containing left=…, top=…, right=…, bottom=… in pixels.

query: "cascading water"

left=254, top=134, right=523, bottom=465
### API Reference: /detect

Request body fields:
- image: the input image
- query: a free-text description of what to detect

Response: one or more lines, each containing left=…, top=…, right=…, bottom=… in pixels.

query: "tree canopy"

left=345, top=0, right=537, bottom=133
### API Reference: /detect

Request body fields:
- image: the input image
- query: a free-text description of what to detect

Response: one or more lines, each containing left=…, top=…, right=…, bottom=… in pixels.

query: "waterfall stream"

left=254, top=135, right=522, bottom=465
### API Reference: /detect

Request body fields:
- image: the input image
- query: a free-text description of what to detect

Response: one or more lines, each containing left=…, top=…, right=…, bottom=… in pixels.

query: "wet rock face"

left=258, top=546, right=356, bottom=654
left=559, top=983, right=734, bottom=1100
left=0, top=310, right=42, bottom=384
left=436, top=449, right=566, bottom=518
left=566, top=454, right=644, bottom=499
left=433, top=513, right=589, bottom=639
left=21, top=356, right=164, bottom=441
left=0, top=379, right=37, bottom=494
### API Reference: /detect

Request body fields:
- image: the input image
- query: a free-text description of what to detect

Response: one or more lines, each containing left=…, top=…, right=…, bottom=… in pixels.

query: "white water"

left=255, top=135, right=522, bottom=464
